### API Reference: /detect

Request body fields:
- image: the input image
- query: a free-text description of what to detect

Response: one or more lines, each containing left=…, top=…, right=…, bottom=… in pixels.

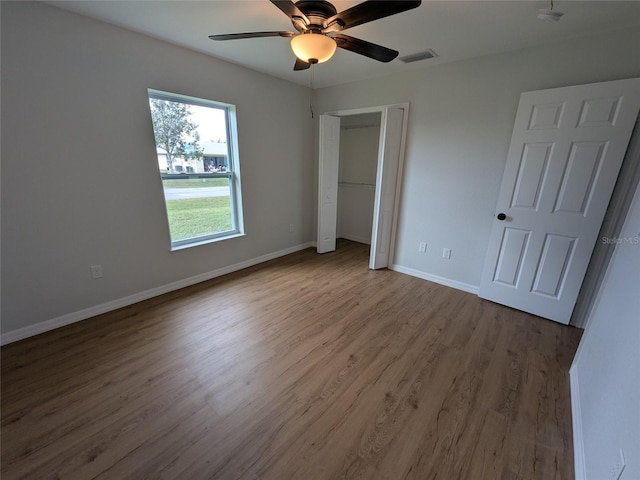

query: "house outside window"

left=147, top=89, right=243, bottom=249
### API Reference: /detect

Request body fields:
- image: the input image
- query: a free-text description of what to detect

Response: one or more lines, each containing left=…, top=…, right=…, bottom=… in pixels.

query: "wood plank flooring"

left=1, top=240, right=582, bottom=480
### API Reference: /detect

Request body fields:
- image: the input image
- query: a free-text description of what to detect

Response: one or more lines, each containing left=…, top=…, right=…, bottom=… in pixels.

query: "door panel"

left=528, top=102, right=564, bottom=129
left=578, top=96, right=621, bottom=127
left=317, top=115, right=341, bottom=254
left=511, top=143, right=552, bottom=209
left=479, top=78, right=640, bottom=324
left=370, top=108, right=404, bottom=269
left=553, top=141, right=606, bottom=214
left=493, top=228, right=531, bottom=286
left=531, top=233, right=576, bottom=297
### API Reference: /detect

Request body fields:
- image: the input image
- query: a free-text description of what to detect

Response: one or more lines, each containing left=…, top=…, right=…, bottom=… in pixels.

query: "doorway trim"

left=318, top=103, right=410, bottom=268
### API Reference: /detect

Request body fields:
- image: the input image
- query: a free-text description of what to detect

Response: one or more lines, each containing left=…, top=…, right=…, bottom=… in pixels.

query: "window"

left=147, top=89, right=243, bottom=249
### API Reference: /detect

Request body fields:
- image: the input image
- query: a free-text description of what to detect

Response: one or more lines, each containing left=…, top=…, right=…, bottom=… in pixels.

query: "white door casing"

left=317, top=114, right=341, bottom=254
left=479, top=78, right=640, bottom=324
left=370, top=108, right=404, bottom=269
left=317, top=104, right=408, bottom=263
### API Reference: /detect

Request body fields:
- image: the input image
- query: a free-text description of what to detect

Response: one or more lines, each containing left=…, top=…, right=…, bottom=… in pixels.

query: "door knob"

left=497, top=213, right=507, bottom=221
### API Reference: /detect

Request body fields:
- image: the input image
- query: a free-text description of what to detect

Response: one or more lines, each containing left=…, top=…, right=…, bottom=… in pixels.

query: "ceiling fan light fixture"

left=291, top=32, right=337, bottom=64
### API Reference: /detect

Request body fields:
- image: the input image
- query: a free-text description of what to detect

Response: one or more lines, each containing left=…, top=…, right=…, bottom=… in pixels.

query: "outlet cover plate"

left=90, top=265, right=103, bottom=279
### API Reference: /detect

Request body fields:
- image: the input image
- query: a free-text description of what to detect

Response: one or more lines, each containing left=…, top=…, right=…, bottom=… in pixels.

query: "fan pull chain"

left=310, top=63, right=315, bottom=119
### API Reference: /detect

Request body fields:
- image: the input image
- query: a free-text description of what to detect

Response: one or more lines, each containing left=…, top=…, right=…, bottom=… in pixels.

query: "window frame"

left=148, top=89, right=244, bottom=250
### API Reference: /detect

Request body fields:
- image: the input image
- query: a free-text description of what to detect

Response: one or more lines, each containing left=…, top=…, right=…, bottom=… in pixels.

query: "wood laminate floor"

left=1, top=240, right=582, bottom=480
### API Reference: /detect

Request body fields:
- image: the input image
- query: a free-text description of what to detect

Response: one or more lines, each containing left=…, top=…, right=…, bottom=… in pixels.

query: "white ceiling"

left=47, top=1, right=640, bottom=89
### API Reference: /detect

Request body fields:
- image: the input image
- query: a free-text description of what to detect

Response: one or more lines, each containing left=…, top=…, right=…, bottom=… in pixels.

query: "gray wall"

left=313, top=27, right=640, bottom=291
left=571, top=181, right=640, bottom=480
left=1, top=2, right=314, bottom=335
left=339, top=125, right=379, bottom=185
left=337, top=123, right=380, bottom=244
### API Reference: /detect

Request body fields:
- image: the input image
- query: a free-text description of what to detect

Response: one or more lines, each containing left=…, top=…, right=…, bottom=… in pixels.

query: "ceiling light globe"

left=291, top=33, right=337, bottom=64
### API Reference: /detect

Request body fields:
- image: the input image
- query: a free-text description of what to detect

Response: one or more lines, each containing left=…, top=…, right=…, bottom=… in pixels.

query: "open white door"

left=317, top=114, right=341, bottom=253
left=370, top=108, right=404, bottom=269
left=479, top=78, right=640, bottom=324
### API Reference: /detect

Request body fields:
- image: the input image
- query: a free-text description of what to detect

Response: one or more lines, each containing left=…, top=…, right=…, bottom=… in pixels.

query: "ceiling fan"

left=209, top=0, right=422, bottom=71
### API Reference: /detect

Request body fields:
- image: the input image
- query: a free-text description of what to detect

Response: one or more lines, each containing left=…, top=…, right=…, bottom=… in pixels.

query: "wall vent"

left=399, top=49, right=438, bottom=63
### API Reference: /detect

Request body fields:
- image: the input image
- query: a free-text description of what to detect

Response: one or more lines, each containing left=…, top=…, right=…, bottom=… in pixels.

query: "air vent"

left=399, top=49, right=439, bottom=64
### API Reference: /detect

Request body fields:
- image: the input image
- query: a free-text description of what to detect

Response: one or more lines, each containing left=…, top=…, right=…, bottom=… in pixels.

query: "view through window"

left=147, top=90, right=243, bottom=249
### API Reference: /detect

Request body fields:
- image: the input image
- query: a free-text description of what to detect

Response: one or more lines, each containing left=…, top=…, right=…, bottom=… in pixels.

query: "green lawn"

left=166, top=196, right=232, bottom=241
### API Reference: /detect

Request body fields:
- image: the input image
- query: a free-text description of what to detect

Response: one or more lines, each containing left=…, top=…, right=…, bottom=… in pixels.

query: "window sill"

left=170, top=232, right=245, bottom=251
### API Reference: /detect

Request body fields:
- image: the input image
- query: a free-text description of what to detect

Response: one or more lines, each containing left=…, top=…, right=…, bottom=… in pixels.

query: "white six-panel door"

left=479, top=78, right=640, bottom=324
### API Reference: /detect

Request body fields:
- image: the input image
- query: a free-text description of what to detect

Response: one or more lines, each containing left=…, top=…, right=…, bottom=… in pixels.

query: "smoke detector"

left=538, top=0, right=564, bottom=22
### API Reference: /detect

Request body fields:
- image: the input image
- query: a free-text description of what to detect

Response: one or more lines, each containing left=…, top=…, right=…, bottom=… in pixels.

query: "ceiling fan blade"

left=270, top=0, right=310, bottom=25
left=332, top=34, right=398, bottom=62
left=326, top=0, right=421, bottom=31
left=209, top=31, right=295, bottom=41
left=293, top=58, right=311, bottom=71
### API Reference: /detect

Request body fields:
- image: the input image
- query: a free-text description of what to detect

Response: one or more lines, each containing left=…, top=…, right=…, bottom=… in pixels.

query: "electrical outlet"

left=611, top=449, right=625, bottom=480
left=442, top=248, right=451, bottom=259
left=90, top=264, right=103, bottom=279
left=419, top=242, right=427, bottom=253
left=289, top=223, right=294, bottom=233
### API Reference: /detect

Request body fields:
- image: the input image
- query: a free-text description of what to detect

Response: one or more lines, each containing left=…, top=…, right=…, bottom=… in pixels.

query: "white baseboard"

left=338, top=234, right=371, bottom=245
left=570, top=365, right=586, bottom=480
left=1, top=242, right=314, bottom=346
left=389, top=264, right=480, bottom=295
